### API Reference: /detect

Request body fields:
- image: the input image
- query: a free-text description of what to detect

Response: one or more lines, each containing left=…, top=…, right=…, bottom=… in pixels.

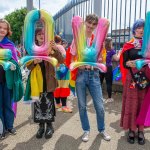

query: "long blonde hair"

left=0, top=19, right=12, bottom=37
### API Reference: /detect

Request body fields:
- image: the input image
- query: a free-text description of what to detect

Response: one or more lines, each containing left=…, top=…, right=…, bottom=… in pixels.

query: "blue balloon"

left=81, top=46, right=97, bottom=62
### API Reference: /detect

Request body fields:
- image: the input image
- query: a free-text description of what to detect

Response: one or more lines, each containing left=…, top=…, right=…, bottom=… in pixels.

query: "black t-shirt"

left=123, top=48, right=143, bottom=69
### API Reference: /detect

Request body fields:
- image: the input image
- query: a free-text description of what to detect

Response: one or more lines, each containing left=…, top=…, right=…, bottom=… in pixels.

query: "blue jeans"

left=76, top=69, right=105, bottom=132
left=0, top=83, right=14, bottom=132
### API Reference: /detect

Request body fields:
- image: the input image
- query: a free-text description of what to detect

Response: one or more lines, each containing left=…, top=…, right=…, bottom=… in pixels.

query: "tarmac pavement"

left=0, top=92, right=150, bottom=150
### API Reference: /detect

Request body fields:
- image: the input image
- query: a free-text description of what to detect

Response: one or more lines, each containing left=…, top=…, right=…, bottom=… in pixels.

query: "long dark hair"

left=105, top=37, right=112, bottom=51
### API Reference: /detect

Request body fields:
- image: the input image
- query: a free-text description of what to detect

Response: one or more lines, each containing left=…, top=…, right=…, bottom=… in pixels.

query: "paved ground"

left=0, top=91, right=150, bottom=150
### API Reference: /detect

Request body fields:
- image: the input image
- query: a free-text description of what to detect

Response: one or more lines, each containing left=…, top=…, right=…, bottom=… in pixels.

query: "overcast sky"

left=0, top=0, right=69, bottom=18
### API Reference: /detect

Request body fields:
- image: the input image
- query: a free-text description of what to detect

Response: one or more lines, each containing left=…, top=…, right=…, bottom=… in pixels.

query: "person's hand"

left=34, top=59, right=42, bottom=64
left=50, top=40, right=57, bottom=51
left=126, top=60, right=136, bottom=68
left=117, top=50, right=122, bottom=56
left=116, top=50, right=121, bottom=59
left=49, top=40, right=58, bottom=55
left=10, top=64, right=16, bottom=70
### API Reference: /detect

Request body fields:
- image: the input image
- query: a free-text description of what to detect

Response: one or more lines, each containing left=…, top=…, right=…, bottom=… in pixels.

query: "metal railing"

left=54, top=0, right=149, bottom=49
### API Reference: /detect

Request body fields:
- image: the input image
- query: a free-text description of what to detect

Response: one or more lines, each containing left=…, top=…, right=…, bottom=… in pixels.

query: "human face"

left=134, top=26, right=144, bottom=38
left=85, top=21, right=97, bottom=35
left=0, top=22, right=8, bottom=39
left=36, top=31, right=44, bottom=45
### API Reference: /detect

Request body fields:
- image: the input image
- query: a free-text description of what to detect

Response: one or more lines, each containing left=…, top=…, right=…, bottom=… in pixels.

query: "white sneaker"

left=102, top=98, right=106, bottom=102
left=82, top=131, right=90, bottom=142
left=106, top=98, right=114, bottom=102
left=100, top=131, right=111, bottom=141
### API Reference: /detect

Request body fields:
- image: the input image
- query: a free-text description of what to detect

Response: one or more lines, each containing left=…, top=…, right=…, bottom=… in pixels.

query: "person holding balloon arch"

left=25, top=28, right=64, bottom=139
left=0, top=19, right=23, bottom=139
left=120, top=18, right=150, bottom=145
left=67, top=14, right=111, bottom=142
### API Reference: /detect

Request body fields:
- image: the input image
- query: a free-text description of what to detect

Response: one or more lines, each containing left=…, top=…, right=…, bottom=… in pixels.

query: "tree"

left=5, top=8, right=28, bottom=45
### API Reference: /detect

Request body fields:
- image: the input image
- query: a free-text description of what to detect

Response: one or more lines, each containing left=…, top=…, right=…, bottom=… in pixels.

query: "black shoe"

left=138, top=131, right=145, bottom=145
left=7, top=128, right=17, bottom=135
left=127, top=130, right=135, bottom=144
left=36, top=123, right=45, bottom=139
left=45, top=123, right=54, bottom=139
left=0, top=132, right=6, bottom=140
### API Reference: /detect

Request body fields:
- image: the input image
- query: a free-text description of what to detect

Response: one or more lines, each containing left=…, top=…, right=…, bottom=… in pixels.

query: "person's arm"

left=123, top=51, right=129, bottom=68
left=123, top=50, right=135, bottom=68
left=112, top=50, right=121, bottom=61
left=49, top=41, right=64, bottom=64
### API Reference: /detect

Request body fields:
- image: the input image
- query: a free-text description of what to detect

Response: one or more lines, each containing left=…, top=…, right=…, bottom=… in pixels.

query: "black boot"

left=45, top=123, right=54, bottom=139
left=36, top=123, right=45, bottom=139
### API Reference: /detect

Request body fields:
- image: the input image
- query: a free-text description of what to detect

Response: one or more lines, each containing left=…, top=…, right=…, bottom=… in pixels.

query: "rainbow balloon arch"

left=135, top=11, right=150, bottom=70
left=70, top=16, right=110, bottom=72
left=20, top=9, right=58, bottom=67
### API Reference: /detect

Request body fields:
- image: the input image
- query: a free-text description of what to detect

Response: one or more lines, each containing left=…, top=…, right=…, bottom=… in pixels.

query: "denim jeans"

left=76, top=69, right=105, bottom=132
left=0, top=83, right=14, bottom=132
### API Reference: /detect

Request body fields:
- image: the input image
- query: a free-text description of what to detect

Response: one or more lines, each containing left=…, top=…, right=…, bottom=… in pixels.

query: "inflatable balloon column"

left=136, top=11, right=150, bottom=70
left=0, top=49, right=16, bottom=70
left=70, top=16, right=109, bottom=72
left=20, top=9, right=58, bottom=66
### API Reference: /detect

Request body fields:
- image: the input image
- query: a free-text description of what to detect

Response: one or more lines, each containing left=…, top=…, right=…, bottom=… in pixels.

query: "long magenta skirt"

left=120, top=66, right=150, bottom=131
left=136, top=87, right=150, bottom=126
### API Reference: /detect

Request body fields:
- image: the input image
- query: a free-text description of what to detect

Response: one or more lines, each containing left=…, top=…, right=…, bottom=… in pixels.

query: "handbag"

left=129, top=67, right=150, bottom=90
left=34, top=92, right=55, bottom=123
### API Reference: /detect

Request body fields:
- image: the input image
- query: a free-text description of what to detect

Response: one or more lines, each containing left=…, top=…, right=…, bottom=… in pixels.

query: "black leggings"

left=55, top=97, right=67, bottom=107
left=100, top=66, right=113, bottom=98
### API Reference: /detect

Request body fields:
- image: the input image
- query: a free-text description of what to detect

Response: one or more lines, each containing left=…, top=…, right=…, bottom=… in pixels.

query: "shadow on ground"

left=0, top=143, right=8, bottom=150
left=12, top=135, right=47, bottom=150
left=116, top=135, right=150, bottom=150
left=54, top=134, right=102, bottom=150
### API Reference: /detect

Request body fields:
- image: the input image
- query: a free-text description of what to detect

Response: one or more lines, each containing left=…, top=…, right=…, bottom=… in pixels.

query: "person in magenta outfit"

left=120, top=19, right=150, bottom=145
